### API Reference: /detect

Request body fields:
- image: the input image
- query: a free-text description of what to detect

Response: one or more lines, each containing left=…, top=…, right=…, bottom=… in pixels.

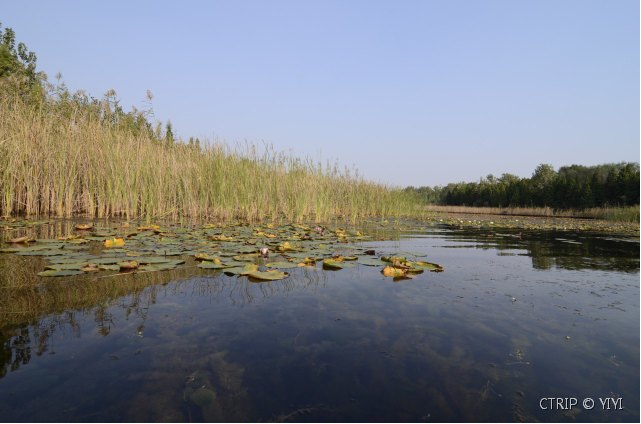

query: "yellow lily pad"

left=104, top=237, right=125, bottom=248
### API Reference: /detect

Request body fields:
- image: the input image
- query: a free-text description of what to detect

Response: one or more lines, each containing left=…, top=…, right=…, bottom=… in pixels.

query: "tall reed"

left=0, top=93, right=421, bottom=223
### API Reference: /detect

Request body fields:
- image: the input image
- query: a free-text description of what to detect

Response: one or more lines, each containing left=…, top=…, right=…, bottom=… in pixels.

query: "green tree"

left=0, top=22, right=42, bottom=98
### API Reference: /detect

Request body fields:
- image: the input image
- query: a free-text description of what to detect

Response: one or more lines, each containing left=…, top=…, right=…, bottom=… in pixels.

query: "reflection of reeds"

left=0, top=95, right=421, bottom=222
left=0, top=254, right=194, bottom=328
left=0, top=252, right=328, bottom=331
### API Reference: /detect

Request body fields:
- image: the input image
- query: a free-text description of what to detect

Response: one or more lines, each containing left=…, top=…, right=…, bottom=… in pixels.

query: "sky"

left=3, top=0, right=639, bottom=187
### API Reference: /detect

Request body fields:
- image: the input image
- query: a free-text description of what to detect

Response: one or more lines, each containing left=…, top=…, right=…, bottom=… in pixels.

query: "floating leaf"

left=265, top=261, right=300, bottom=269
left=224, top=264, right=259, bottom=275
left=413, top=261, right=445, bottom=272
left=297, top=257, right=316, bottom=267
left=74, top=223, right=93, bottom=231
left=104, top=238, right=125, bottom=248
left=45, top=262, right=88, bottom=271
left=65, top=238, right=89, bottom=244
left=382, top=266, right=407, bottom=278
left=235, top=246, right=258, bottom=253
left=16, top=249, right=66, bottom=256
left=247, top=270, right=289, bottom=281
left=357, top=257, right=388, bottom=267
left=232, top=253, right=260, bottom=262
left=140, top=262, right=180, bottom=272
left=154, top=249, right=183, bottom=256
left=88, top=257, right=122, bottom=265
left=82, top=264, right=101, bottom=272
left=118, top=260, right=139, bottom=270
left=277, top=241, right=298, bottom=251
left=37, top=270, right=83, bottom=277
left=194, top=253, right=219, bottom=262
left=198, top=261, right=226, bottom=269
left=99, top=264, right=120, bottom=271
left=322, top=259, right=355, bottom=270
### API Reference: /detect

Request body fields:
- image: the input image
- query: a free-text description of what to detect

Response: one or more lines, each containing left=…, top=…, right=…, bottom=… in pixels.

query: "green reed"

left=0, top=94, right=422, bottom=223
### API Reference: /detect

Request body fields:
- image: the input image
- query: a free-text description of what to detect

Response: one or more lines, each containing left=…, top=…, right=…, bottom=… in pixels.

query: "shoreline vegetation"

left=0, top=91, right=420, bottom=222
left=425, top=205, right=640, bottom=222
left=0, top=23, right=638, bottom=229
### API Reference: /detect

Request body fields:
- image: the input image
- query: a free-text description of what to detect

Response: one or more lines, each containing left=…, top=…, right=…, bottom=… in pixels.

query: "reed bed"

left=0, top=94, right=421, bottom=223
left=425, top=205, right=640, bottom=222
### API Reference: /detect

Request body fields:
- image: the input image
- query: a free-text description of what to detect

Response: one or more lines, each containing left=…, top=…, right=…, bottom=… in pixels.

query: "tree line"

left=404, top=162, right=640, bottom=209
left=0, top=22, right=200, bottom=149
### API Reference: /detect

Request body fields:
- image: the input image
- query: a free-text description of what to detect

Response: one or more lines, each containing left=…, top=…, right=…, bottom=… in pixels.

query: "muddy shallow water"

left=0, top=224, right=638, bottom=422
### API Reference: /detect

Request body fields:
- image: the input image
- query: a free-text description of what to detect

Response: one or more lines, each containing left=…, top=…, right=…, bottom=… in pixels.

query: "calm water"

left=0, top=226, right=638, bottom=422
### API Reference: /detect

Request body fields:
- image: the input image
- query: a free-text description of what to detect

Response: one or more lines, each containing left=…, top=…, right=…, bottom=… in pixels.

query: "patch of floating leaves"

left=0, top=220, right=444, bottom=281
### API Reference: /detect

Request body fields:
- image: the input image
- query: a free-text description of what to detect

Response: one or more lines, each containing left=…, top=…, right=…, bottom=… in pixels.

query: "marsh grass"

left=425, top=205, right=640, bottom=223
left=0, top=94, right=421, bottom=223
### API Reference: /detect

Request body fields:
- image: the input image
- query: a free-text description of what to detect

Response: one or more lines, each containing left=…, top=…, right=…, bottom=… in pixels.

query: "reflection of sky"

left=0, top=229, right=638, bottom=422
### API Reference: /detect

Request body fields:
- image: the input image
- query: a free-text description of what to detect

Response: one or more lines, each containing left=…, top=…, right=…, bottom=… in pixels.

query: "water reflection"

left=0, top=225, right=638, bottom=422
left=414, top=228, right=639, bottom=272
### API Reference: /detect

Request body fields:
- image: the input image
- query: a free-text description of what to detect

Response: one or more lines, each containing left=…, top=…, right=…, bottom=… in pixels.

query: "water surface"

left=0, top=225, right=638, bottom=422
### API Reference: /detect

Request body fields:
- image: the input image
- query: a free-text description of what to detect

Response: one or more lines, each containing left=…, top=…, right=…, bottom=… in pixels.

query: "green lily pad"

left=232, top=253, right=260, bottom=262
left=357, top=257, right=388, bottom=266
left=99, top=264, right=120, bottom=271
left=198, top=261, right=226, bottom=269
left=16, top=249, right=67, bottom=256
left=247, top=270, right=289, bottom=281
left=88, top=257, right=124, bottom=265
left=413, top=261, right=445, bottom=272
left=224, top=264, right=259, bottom=275
left=37, top=269, right=84, bottom=277
left=235, top=246, right=258, bottom=253
left=140, top=262, right=180, bottom=272
left=132, top=256, right=177, bottom=264
left=265, top=261, right=300, bottom=269
left=322, top=259, right=355, bottom=270
left=45, top=262, right=88, bottom=271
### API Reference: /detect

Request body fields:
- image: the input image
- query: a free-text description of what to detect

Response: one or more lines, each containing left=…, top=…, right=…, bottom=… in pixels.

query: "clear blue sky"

left=3, top=0, right=639, bottom=187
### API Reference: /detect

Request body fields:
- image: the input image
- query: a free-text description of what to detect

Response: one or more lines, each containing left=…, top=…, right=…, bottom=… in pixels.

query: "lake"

left=0, top=222, right=638, bottom=422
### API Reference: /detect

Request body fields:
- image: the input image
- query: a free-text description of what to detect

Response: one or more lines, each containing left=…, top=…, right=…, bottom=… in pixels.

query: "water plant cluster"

left=0, top=219, right=443, bottom=281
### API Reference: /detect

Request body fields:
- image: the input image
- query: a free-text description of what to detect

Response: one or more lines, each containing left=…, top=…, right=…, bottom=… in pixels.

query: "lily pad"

left=247, top=270, right=289, bottom=281
left=118, top=260, right=139, bottom=270
left=224, top=264, right=259, bottom=275
left=140, top=262, right=180, bottom=272
left=382, top=266, right=408, bottom=278
left=232, top=253, right=260, bottom=262
left=198, top=261, right=226, bottom=269
left=45, top=262, right=88, bottom=271
left=323, top=259, right=355, bottom=270
left=413, top=261, right=445, bottom=272
left=357, top=257, right=388, bottom=266
left=104, top=237, right=125, bottom=248
left=37, top=269, right=84, bottom=277
left=88, top=257, right=123, bottom=265
left=265, top=261, right=300, bottom=269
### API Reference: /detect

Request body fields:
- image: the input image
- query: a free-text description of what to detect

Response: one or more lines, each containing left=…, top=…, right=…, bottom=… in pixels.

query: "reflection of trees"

left=445, top=229, right=639, bottom=272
